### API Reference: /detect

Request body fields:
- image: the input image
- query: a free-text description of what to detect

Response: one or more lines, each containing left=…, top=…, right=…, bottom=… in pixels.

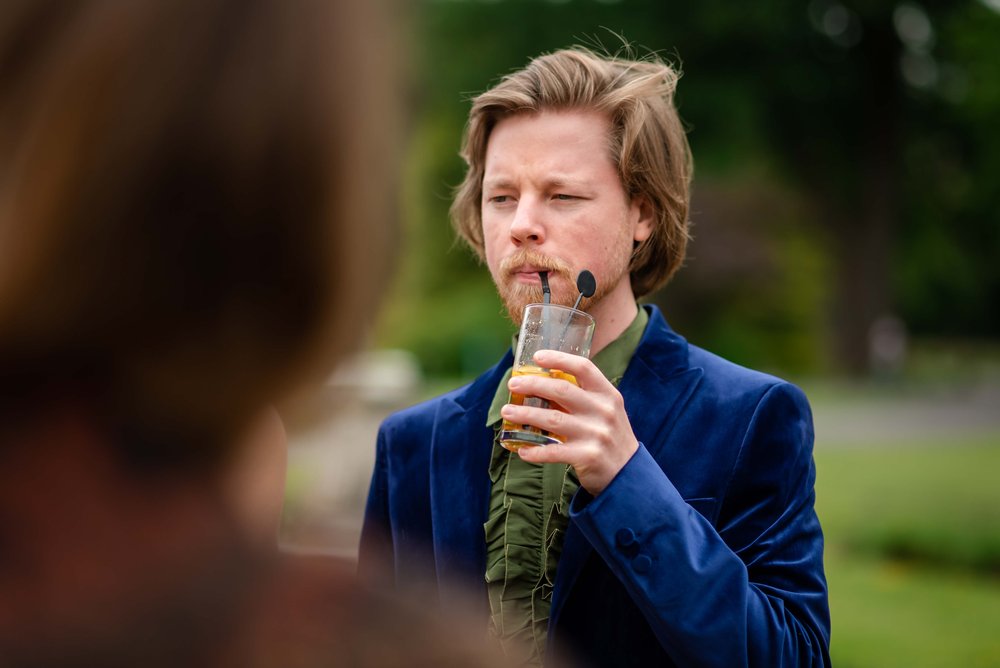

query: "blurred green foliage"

left=375, top=0, right=1000, bottom=379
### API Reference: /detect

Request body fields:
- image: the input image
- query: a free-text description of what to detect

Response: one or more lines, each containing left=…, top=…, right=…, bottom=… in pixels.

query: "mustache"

left=499, top=249, right=572, bottom=278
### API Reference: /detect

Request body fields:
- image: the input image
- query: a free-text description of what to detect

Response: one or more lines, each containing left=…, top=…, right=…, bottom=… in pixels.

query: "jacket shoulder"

left=646, top=341, right=813, bottom=463
left=639, top=304, right=806, bottom=407
left=689, top=344, right=779, bottom=388
left=686, top=344, right=807, bottom=406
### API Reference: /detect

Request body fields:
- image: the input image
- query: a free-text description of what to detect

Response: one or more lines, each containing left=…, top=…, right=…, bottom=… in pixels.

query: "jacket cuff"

left=569, top=442, right=686, bottom=527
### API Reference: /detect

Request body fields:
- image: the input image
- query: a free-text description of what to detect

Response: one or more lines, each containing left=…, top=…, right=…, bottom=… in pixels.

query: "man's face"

left=481, top=109, right=652, bottom=324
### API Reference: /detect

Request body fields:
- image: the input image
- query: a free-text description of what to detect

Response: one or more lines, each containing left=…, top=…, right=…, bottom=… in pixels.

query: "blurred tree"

left=747, top=0, right=1000, bottom=372
left=895, top=1, right=1000, bottom=339
left=754, top=0, right=908, bottom=375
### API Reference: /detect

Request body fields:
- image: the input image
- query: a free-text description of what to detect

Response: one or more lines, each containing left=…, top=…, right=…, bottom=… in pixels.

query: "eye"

left=488, top=195, right=512, bottom=204
left=553, top=193, right=577, bottom=201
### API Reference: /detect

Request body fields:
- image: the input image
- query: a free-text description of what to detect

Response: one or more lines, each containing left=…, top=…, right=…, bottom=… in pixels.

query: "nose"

left=508, top=198, right=545, bottom=246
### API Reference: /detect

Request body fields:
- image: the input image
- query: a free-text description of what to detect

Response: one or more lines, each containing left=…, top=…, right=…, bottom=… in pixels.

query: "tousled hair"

left=451, top=47, right=692, bottom=298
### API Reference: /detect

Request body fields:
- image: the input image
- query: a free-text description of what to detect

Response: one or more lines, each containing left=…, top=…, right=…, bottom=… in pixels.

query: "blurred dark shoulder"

left=228, top=553, right=512, bottom=668
left=0, top=526, right=512, bottom=667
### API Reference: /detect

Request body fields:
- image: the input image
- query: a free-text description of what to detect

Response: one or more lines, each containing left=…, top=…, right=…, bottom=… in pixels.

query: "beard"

left=494, top=249, right=571, bottom=325
left=494, top=244, right=632, bottom=325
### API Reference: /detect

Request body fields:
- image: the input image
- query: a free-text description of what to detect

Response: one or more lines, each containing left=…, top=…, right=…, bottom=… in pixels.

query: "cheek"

left=588, top=220, right=634, bottom=278
left=483, top=241, right=504, bottom=281
left=481, top=212, right=504, bottom=249
left=481, top=223, right=498, bottom=253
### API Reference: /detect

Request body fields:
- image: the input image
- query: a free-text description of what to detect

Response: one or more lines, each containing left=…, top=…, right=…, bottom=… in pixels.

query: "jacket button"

left=632, top=554, right=652, bottom=574
left=615, top=528, right=637, bottom=549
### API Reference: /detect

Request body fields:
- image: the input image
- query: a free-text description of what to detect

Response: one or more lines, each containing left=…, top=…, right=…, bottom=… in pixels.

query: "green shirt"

left=483, top=306, right=649, bottom=666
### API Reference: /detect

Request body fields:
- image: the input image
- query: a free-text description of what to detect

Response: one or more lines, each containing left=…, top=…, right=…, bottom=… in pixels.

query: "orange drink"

left=499, top=364, right=580, bottom=451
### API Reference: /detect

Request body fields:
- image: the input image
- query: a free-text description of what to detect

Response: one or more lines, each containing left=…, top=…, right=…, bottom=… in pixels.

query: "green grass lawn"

left=825, top=550, right=1000, bottom=667
left=815, top=438, right=1000, bottom=667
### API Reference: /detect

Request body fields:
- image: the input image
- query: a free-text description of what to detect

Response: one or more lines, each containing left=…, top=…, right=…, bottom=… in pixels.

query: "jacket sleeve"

left=569, top=382, right=831, bottom=667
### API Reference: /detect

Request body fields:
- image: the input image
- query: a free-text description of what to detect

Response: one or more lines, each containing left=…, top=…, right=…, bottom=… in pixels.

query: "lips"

left=509, top=266, right=550, bottom=283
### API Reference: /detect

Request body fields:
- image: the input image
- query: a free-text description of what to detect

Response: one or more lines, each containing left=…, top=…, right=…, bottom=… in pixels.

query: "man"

left=360, top=48, right=831, bottom=667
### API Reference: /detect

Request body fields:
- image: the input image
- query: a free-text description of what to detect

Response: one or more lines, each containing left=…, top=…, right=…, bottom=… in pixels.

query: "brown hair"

left=0, top=0, right=398, bottom=464
left=451, top=47, right=692, bottom=298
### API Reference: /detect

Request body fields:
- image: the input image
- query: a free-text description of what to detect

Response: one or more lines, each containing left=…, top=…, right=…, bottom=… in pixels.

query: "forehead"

left=483, top=109, right=617, bottom=183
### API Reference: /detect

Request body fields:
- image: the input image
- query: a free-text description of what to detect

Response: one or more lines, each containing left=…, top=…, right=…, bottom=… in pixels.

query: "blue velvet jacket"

left=359, top=305, right=831, bottom=667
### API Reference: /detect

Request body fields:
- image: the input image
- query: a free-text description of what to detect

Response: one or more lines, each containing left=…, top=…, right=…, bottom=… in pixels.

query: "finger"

left=508, top=373, right=586, bottom=412
left=500, top=403, right=583, bottom=440
left=532, top=350, right=611, bottom=391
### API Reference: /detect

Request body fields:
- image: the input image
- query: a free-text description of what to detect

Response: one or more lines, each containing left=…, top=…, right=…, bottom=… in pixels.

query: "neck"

left=586, top=278, right=640, bottom=356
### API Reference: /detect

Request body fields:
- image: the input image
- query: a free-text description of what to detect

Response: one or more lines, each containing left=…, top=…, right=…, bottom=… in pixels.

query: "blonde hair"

left=451, top=47, right=692, bottom=298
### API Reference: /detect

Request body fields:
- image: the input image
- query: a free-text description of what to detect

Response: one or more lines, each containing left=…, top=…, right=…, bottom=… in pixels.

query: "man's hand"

left=502, top=349, right=639, bottom=495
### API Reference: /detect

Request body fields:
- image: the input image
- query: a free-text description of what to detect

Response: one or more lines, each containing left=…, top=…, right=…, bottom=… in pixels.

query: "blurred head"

left=0, top=0, right=398, bottom=467
left=451, top=47, right=693, bottom=301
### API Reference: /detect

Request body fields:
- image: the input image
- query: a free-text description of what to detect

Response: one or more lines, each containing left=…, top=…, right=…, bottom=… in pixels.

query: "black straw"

left=540, top=271, right=551, bottom=304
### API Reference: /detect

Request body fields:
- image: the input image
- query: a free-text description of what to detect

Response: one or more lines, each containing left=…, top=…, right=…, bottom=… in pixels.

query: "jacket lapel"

left=429, top=350, right=512, bottom=601
left=550, top=306, right=703, bottom=627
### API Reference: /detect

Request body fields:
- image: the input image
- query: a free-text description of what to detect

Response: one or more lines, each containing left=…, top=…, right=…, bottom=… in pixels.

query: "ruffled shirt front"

left=483, top=306, right=649, bottom=666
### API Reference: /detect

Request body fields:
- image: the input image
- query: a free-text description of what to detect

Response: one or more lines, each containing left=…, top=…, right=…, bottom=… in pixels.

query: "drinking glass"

left=499, top=303, right=595, bottom=451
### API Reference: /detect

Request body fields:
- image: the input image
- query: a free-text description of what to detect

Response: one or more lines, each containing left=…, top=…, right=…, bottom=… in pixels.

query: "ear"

left=631, top=195, right=655, bottom=243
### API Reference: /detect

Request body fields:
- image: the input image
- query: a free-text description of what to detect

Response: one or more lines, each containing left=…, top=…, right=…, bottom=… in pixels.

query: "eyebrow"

left=482, top=177, right=515, bottom=191
left=547, top=177, right=589, bottom=190
left=482, top=176, right=591, bottom=191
